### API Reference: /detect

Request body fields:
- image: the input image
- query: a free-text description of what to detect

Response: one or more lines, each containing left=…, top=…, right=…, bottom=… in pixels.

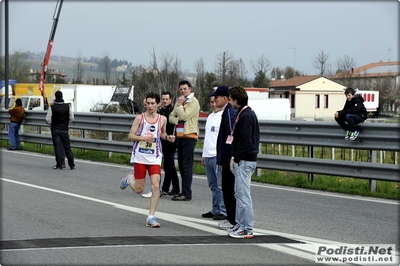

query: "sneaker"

left=229, top=228, right=254, bottom=239
left=167, top=191, right=179, bottom=196
left=120, top=172, right=134, bottom=190
left=227, top=224, right=240, bottom=234
left=141, top=191, right=152, bottom=198
left=160, top=190, right=169, bottom=196
left=213, top=214, right=227, bottom=220
left=146, top=216, right=160, bottom=228
left=202, top=211, right=214, bottom=218
left=53, top=164, right=66, bottom=169
left=218, top=220, right=234, bottom=230
left=344, top=130, right=350, bottom=140
left=349, top=131, right=359, bottom=141
left=52, top=165, right=62, bottom=170
left=171, top=194, right=191, bottom=201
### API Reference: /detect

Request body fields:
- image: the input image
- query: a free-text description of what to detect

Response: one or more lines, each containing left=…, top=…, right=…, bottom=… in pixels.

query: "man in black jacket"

left=334, top=87, right=368, bottom=141
left=46, top=90, right=75, bottom=170
left=228, top=86, right=260, bottom=239
left=213, top=86, right=238, bottom=230
left=159, top=91, right=180, bottom=196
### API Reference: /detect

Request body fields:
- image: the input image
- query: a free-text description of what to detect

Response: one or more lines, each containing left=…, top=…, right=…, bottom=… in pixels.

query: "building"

left=269, top=75, right=346, bottom=121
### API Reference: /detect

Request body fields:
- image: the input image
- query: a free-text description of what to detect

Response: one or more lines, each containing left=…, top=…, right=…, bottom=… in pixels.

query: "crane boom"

left=39, top=0, right=63, bottom=110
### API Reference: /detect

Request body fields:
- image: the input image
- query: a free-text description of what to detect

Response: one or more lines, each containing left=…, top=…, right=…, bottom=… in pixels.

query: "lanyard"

left=231, top=105, right=248, bottom=135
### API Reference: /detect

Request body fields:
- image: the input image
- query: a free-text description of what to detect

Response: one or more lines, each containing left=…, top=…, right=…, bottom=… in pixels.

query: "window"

left=315, top=94, right=320, bottom=108
left=291, top=94, right=295, bottom=108
left=324, top=95, right=329, bottom=108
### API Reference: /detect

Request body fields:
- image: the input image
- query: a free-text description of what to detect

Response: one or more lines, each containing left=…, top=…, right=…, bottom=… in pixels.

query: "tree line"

left=0, top=49, right=398, bottom=113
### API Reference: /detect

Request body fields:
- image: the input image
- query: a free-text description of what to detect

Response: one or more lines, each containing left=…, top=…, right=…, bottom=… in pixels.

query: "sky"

left=1, top=1, right=399, bottom=79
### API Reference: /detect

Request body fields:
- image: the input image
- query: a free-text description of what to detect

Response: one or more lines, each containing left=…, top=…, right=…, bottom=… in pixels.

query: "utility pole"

left=287, top=47, right=296, bottom=77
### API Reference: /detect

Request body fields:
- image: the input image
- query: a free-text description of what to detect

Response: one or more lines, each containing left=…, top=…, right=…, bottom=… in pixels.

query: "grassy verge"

left=2, top=140, right=399, bottom=200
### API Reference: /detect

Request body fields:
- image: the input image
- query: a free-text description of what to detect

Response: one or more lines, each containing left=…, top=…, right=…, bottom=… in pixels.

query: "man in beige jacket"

left=169, top=80, right=200, bottom=201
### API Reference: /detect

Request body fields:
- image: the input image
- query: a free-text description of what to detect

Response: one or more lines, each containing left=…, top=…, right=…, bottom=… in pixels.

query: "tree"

left=313, top=50, right=329, bottom=76
left=251, top=54, right=271, bottom=87
left=149, top=48, right=183, bottom=97
left=100, top=53, right=112, bottom=85
left=194, top=57, right=210, bottom=111
left=215, top=51, right=233, bottom=84
left=333, top=55, right=356, bottom=88
left=73, top=49, right=85, bottom=84
left=0, top=50, right=32, bottom=82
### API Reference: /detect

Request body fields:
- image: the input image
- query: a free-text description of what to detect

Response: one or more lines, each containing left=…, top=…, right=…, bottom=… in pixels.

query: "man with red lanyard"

left=228, top=86, right=260, bottom=239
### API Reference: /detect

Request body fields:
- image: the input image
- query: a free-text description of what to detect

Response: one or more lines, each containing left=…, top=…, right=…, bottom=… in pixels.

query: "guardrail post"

left=257, top=143, right=262, bottom=176
left=369, top=150, right=377, bottom=192
left=108, top=131, right=113, bottom=158
left=308, top=145, right=314, bottom=183
left=37, top=125, right=42, bottom=149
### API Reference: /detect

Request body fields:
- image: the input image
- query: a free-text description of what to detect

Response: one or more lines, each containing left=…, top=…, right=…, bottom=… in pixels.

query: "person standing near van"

left=8, top=98, right=25, bottom=150
left=46, top=91, right=75, bottom=170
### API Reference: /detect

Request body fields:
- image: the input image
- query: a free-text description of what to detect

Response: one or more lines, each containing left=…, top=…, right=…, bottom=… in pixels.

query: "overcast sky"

left=1, top=1, right=399, bottom=78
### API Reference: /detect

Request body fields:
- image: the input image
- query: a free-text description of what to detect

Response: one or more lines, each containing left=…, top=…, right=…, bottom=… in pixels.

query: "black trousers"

left=221, top=165, right=236, bottom=225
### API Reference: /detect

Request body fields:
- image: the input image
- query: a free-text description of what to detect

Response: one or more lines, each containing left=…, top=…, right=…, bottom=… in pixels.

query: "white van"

left=248, top=98, right=291, bottom=121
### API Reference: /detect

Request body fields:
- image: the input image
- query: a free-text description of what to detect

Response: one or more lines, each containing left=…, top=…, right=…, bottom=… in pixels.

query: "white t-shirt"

left=202, top=110, right=222, bottom=158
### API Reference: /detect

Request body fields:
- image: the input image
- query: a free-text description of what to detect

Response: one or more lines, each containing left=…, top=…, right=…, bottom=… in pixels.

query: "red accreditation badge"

left=225, top=135, right=233, bottom=144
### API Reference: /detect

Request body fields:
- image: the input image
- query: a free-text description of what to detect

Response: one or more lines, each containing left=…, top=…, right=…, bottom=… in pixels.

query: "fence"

left=1, top=110, right=399, bottom=191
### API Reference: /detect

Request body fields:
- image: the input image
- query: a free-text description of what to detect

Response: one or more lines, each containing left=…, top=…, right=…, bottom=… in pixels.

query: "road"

left=1, top=149, right=399, bottom=265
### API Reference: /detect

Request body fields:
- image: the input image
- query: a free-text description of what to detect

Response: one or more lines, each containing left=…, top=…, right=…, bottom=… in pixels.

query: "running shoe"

left=146, top=216, right=160, bottom=228
left=120, top=172, right=134, bottom=190
left=228, top=228, right=253, bottom=239
left=218, top=219, right=234, bottom=230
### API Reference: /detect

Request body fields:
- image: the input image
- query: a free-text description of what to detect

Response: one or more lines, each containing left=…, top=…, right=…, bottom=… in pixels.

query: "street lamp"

left=287, top=47, right=296, bottom=77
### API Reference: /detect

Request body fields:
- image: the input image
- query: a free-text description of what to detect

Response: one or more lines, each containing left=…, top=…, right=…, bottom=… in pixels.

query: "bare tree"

left=194, top=57, right=208, bottom=110
left=333, top=55, right=356, bottom=88
left=73, top=49, right=85, bottom=84
left=251, top=54, right=271, bottom=87
left=1, top=50, right=32, bottom=82
left=149, top=48, right=183, bottom=96
left=313, top=50, right=329, bottom=76
left=215, top=51, right=233, bottom=84
left=100, top=53, right=112, bottom=85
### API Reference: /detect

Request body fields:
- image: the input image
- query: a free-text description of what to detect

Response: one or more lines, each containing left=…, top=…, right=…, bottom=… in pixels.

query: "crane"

left=39, top=0, right=63, bottom=110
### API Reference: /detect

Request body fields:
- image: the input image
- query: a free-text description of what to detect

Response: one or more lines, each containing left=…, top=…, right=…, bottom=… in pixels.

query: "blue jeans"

left=335, top=114, right=364, bottom=132
left=51, top=130, right=75, bottom=169
left=177, top=138, right=197, bottom=198
left=161, top=145, right=180, bottom=194
left=8, top=122, right=21, bottom=149
left=205, top=156, right=226, bottom=216
left=233, top=160, right=256, bottom=231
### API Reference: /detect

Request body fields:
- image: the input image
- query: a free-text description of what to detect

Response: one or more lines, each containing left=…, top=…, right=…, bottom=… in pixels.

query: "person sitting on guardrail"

left=334, top=87, right=367, bottom=141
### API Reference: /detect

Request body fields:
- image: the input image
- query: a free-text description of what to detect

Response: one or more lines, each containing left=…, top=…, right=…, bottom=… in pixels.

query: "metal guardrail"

left=1, top=110, right=399, bottom=184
